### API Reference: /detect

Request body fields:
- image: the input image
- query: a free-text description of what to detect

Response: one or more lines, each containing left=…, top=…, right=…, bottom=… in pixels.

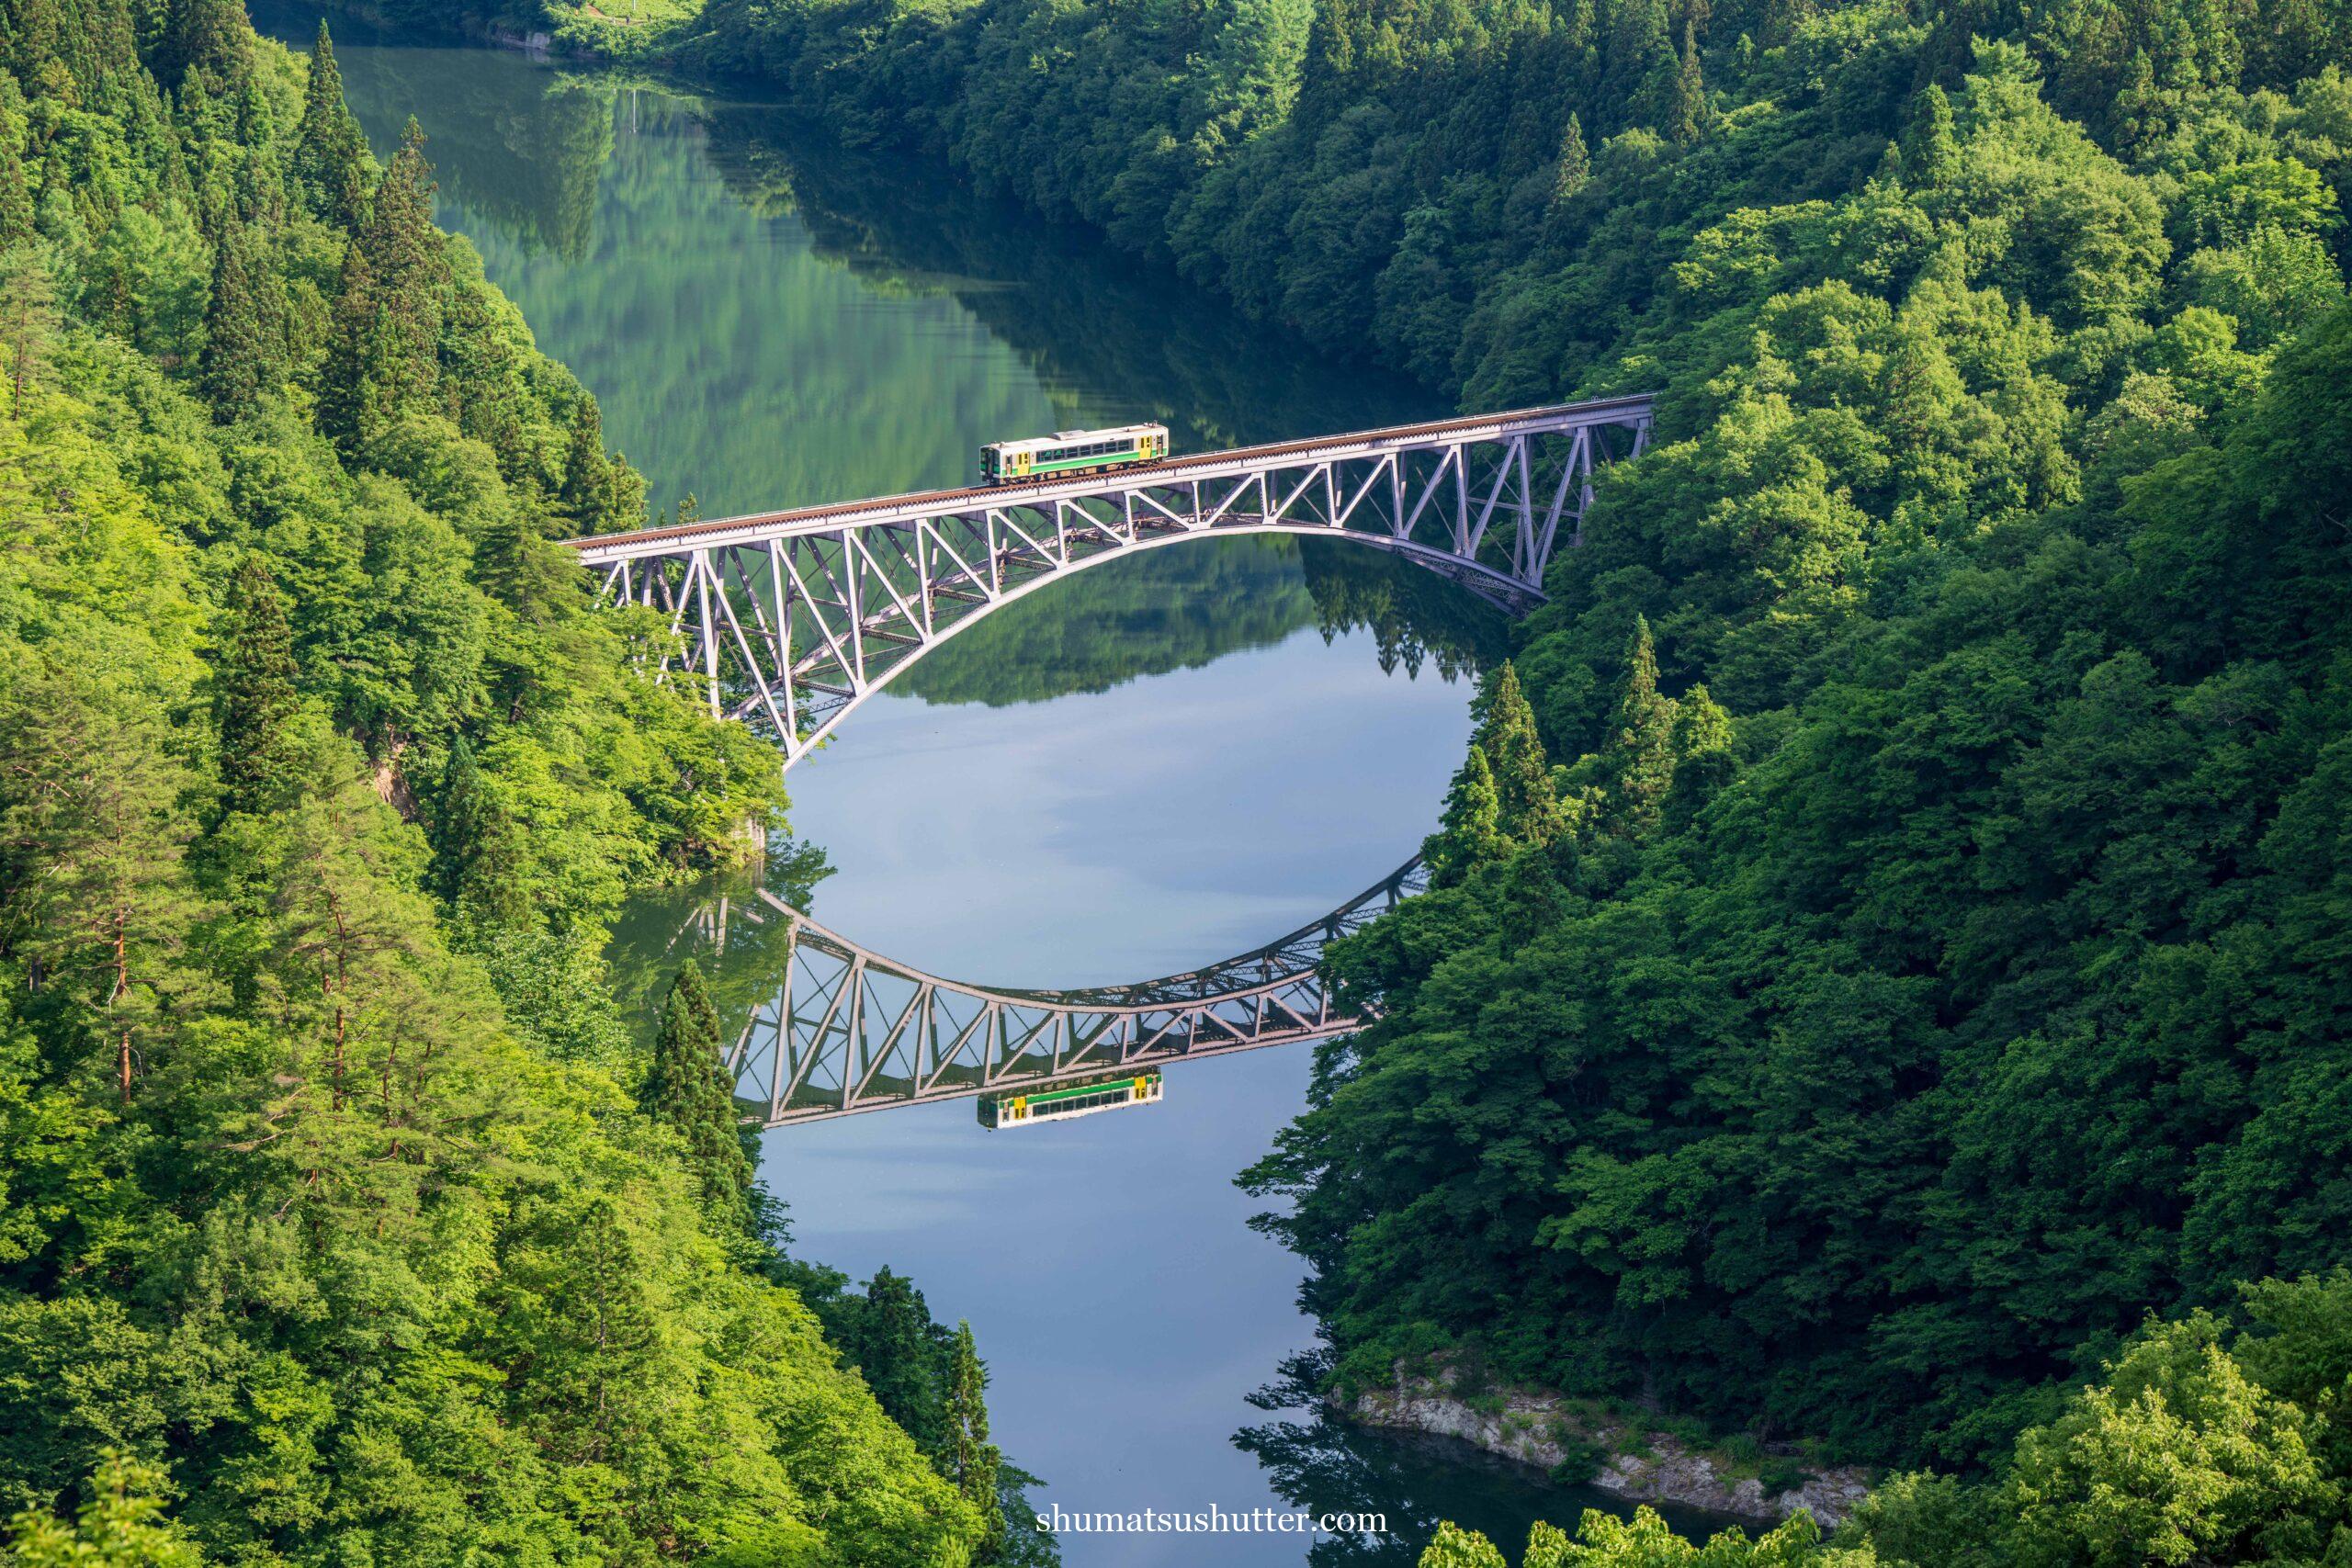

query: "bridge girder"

left=569, top=398, right=1654, bottom=768
left=715, top=860, right=1428, bottom=1126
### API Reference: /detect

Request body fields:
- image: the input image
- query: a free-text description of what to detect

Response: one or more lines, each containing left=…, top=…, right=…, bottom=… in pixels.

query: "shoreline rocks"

left=1336, top=1362, right=1873, bottom=1529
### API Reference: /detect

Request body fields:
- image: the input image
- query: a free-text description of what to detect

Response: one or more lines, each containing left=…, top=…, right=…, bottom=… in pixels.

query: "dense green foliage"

left=667, top=0, right=2352, bottom=1481
left=658, top=0, right=2352, bottom=1472
left=0, top=1, right=997, bottom=1560
left=1417, top=1273, right=2352, bottom=1564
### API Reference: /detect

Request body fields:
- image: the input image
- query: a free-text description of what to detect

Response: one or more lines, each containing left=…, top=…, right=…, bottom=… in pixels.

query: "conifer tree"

left=944, top=1321, right=1006, bottom=1557
left=854, top=1267, right=944, bottom=1450
left=1662, top=682, right=1735, bottom=833
left=1428, top=745, right=1506, bottom=886
left=429, top=737, right=530, bottom=932
left=558, top=396, right=615, bottom=533
left=1668, top=20, right=1707, bottom=145
left=212, top=554, right=300, bottom=816
left=316, top=237, right=374, bottom=446
left=641, top=958, right=753, bottom=1215
left=0, top=243, right=56, bottom=400
left=291, top=22, right=368, bottom=230
left=198, top=218, right=270, bottom=419
left=0, top=74, right=32, bottom=246
left=1543, top=113, right=1589, bottom=236
left=160, top=0, right=249, bottom=95
left=0, top=656, right=204, bottom=1106
left=1470, top=661, right=1563, bottom=843
left=355, top=116, right=445, bottom=408
left=1905, top=83, right=1959, bottom=187
left=1601, top=616, right=1679, bottom=837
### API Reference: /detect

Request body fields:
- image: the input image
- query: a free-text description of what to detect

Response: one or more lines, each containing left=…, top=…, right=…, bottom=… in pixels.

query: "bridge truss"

left=721, top=860, right=1427, bottom=1126
left=571, top=397, right=1653, bottom=767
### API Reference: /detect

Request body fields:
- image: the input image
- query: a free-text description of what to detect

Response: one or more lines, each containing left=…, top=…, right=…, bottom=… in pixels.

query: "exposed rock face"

left=1338, top=1363, right=1873, bottom=1529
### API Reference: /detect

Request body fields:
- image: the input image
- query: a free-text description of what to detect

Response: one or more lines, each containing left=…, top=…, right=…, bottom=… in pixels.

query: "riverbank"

left=1335, top=1360, right=1872, bottom=1529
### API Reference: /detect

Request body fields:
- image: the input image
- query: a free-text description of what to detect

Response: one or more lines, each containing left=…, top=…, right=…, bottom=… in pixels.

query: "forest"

left=0, top=0, right=1038, bottom=1561
left=658, top=0, right=2352, bottom=1546
left=2, top=0, right=2350, bottom=1547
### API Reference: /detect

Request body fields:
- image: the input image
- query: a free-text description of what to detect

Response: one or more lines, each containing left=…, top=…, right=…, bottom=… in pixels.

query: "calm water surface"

left=265, top=17, right=1706, bottom=1560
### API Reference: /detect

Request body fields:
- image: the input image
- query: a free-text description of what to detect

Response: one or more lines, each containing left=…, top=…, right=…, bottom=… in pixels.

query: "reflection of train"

left=979, top=423, right=1170, bottom=484
left=978, top=1069, right=1163, bottom=1129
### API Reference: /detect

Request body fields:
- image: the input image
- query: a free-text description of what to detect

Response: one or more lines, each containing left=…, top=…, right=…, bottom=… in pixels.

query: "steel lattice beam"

left=720, top=860, right=1429, bottom=1126
left=569, top=398, right=1655, bottom=768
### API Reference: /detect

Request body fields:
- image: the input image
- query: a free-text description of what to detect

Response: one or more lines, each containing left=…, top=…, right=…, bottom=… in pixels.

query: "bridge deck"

left=566, top=395, right=1656, bottom=563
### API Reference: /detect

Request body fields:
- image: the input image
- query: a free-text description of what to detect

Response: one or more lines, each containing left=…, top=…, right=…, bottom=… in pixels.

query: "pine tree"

left=212, top=554, right=300, bottom=816
left=854, top=1267, right=944, bottom=1450
left=1661, top=681, right=1735, bottom=834
left=1427, top=745, right=1506, bottom=886
left=355, top=116, right=445, bottom=409
left=0, top=654, right=205, bottom=1106
left=1667, top=20, right=1707, bottom=146
left=641, top=958, right=753, bottom=1215
left=1543, top=113, right=1589, bottom=237
left=0, top=243, right=56, bottom=401
left=1470, top=661, right=1564, bottom=844
left=429, top=737, right=531, bottom=932
left=0, top=74, right=33, bottom=246
left=316, top=237, right=385, bottom=448
left=291, top=22, right=368, bottom=230
left=1601, top=616, right=1679, bottom=837
left=198, top=218, right=271, bottom=419
left=1905, top=83, right=1958, bottom=187
left=160, top=0, right=249, bottom=95
left=943, top=1321, right=1006, bottom=1558
left=558, top=396, right=615, bottom=533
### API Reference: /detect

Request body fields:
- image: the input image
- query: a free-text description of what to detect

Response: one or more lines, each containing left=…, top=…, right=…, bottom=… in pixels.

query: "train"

left=979, top=423, right=1170, bottom=485
left=978, top=1069, right=1164, bottom=1129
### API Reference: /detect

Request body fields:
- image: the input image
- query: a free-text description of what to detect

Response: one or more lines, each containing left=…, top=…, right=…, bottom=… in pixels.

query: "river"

left=259, top=15, right=1702, bottom=1561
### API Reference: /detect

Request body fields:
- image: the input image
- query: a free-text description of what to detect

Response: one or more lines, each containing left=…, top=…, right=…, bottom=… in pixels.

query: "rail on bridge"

left=568, top=397, right=1654, bottom=768
left=716, top=860, right=1428, bottom=1126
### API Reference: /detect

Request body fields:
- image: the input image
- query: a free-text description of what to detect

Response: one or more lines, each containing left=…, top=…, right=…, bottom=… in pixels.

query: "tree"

left=1905, top=83, right=1959, bottom=187
left=315, top=238, right=375, bottom=446
left=197, top=220, right=273, bottom=419
left=210, top=555, right=300, bottom=816
left=0, top=244, right=56, bottom=401
left=641, top=958, right=753, bottom=1215
left=354, top=117, right=445, bottom=409
left=1427, top=745, right=1506, bottom=886
left=1600, top=617, right=1677, bottom=838
left=1470, top=662, right=1563, bottom=844
left=943, top=1321, right=1005, bottom=1558
left=1667, top=20, right=1707, bottom=146
left=557, top=396, right=615, bottom=534
left=428, top=737, right=530, bottom=932
left=854, top=1266, right=943, bottom=1450
left=0, top=657, right=204, bottom=1106
left=291, top=23, right=368, bottom=230
left=1, top=1450, right=203, bottom=1566
left=0, top=75, right=32, bottom=246
left=1542, top=114, right=1589, bottom=240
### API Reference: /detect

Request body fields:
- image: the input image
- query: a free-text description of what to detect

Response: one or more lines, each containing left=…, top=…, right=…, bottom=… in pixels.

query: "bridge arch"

left=569, top=398, right=1653, bottom=769
left=718, top=859, right=1427, bottom=1125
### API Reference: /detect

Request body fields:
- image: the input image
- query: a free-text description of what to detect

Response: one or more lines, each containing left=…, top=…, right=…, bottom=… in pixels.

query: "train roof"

left=989, top=423, right=1168, bottom=453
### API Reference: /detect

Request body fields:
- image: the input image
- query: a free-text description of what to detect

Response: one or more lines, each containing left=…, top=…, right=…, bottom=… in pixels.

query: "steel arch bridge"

left=709, top=860, right=1428, bottom=1126
left=568, top=397, right=1654, bottom=768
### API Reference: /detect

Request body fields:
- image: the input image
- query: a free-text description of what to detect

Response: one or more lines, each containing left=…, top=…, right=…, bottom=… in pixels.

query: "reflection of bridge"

left=569, top=398, right=1653, bottom=767
left=718, top=861, right=1427, bottom=1125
